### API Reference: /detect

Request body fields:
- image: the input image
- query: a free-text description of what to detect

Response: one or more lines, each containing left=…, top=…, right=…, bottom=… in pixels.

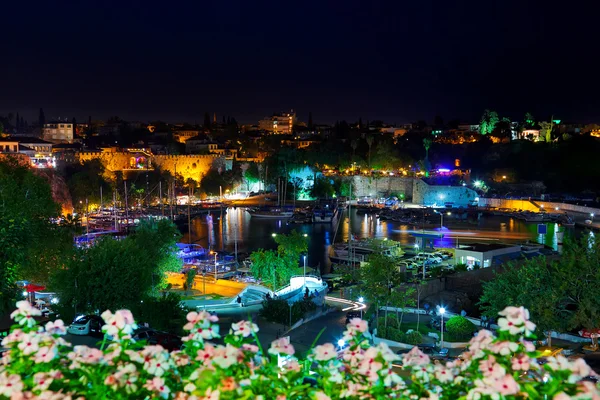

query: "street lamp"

left=337, top=338, right=346, bottom=349
left=591, top=213, right=595, bottom=223
left=358, top=296, right=364, bottom=318
left=272, top=233, right=277, bottom=238
left=439, top=307, right=446, bottom=348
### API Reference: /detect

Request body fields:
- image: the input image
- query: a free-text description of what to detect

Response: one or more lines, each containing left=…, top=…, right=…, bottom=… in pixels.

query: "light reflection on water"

left=182, top=208, right=575, bottom=274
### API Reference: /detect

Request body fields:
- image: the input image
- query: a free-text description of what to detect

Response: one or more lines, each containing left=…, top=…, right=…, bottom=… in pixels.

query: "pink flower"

left=220, top=376, right=237, bottom=392
left=492, top=374, right=519, bottom=395
left=1, top=329, right=24, bottom=346
left=171, top=351, right=191, bottom=367
left=45, top=320, right=66, bottom=335
left=521, top=339, right=536, bottom=353
left=497, top=306, right=536, bottom=336
left=101, top=309, right=137, bottom=336
left=490, top=341, right=519, bottom=356
left=34, top=345, right=58, bottom=363
left=348, top=318, right=368, bottom=333
left=402, top=346, right=430, bottom=367
left=17, top=333, right=40, bottom=355
left=268, top=338, right=295, bottom=356
left=511, top=355, right=530, bottom=371
left=479, top=356, right=506, bottom=379
left=212, top=344, right=240, bottom=369
left=231, top=320, right=258, bottom=338
left=69, top=345, right=103, bottom=365
left=184, top=311, right=218, bottom=331
left=468, top=329, right=494, bottom=358
left=33, top=372, right=54, bottom=391
left=196, top=343, right=216, bottom=363
left=382, top=367, right=405, bottom=387
left=0, top=373, right=24, bottom=397
left=342, top=347, right=364, bottom=366
left=313, top=343, right=337, bottom=362
left=242, top=343, right=259, bottom=353
left=433, top=364, right=454, bottom=383
left=10, top=301, right=41, bottom=328
left=200, top=387, right=220, bottom=400
left=144, top=377, right=171, bottom=399
left=314, top=392, right=331, bottom=400
left=283, top=359, right=302, bottom=373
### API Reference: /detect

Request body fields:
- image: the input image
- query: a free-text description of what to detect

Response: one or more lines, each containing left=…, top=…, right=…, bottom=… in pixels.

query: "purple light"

left=438, top=168, right=450, bottom=173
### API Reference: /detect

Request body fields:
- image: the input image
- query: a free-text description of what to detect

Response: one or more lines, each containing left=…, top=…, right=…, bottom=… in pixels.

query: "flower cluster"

left=0, top=301, right=599, bottom=399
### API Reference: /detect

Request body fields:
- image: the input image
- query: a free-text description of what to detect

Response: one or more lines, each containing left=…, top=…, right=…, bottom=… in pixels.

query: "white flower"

left=11, top=301, right=41, bottom=328
left=313, top=343, right=337, bottom=362
left=268, top=338, right=295, bottom=356
left=101, top=309, right=137, bottom=337
left=489, top=341, right=519, bottom=356
left=212, top=344, right=240, bottom=369
left=231, top=320, right=258, bottom=338
left=17, top=332, right=40, bottom=355
left=433, top=364, right=454, bottom=383
left=402, top=346, right=430, bottom=367
left=382, top=367, right=405, bottom=387
left=45, top=320, right=66, bottom=335
left=33, top=372, right=54, bottom=391
left=34, top=345, right=58, bottom=363
left=0, top=373, right=24, bottom=397
left=144, top=377, right=171, bottom=399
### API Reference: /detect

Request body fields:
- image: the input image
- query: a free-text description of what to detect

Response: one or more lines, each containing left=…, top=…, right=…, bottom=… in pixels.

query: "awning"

left=24, top=284, right=46, bottom=293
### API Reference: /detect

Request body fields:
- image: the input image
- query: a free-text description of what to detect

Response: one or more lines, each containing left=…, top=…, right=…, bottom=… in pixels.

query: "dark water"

left=182, top=208, right=577, bottom=275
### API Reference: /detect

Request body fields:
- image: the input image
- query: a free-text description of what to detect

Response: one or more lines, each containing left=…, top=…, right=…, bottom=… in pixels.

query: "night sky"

left=2, top=1, right=598, bottom=124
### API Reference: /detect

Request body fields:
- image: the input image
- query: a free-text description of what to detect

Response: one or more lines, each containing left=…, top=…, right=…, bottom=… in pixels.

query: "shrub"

left=405, top=330, right=423, bottom=345
left=259, top=298, right=317, bottom=325
left=445, top=315, right=476, bottom=341
left=454, top=263, right=468, bottom=272
left=378, top=314, right=399, bottom=329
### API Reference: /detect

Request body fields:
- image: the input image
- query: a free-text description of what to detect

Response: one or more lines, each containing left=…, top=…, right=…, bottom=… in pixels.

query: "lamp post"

left=439, top=307, right=446, bottom=348
left=202, top=268, right=206, bottom=294
left=591, top=213, right=595, bottom=223
left=358, top=296, right=364, bottom=319
left=289, top=302, right=293, bottom=328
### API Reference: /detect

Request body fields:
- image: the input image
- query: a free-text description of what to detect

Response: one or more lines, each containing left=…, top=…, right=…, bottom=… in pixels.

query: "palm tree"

left=423, top=138, right=432, bottom=175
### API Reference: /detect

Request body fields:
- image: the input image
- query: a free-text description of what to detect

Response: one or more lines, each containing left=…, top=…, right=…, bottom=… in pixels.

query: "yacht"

left=247, top=207, right=294, bottom=219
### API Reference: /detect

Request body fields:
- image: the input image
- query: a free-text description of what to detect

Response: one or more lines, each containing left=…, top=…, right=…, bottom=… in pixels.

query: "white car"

left=398, top=261, right=418, bottom=270
left=433, top=251, right=450, bottom=260
left=67, top=315, right=104, bottom=337
left=417, top=253, right=442, bottom=264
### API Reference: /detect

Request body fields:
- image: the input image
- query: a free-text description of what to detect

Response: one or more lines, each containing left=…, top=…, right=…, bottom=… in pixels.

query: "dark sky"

left=1, top=1, right=598, bottom=125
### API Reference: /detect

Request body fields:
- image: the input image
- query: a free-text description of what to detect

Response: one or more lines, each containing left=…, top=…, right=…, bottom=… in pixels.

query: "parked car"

left=67, top=315, right=104, bottom=337
left=412, top=256, right=434, bottom=266
left=433, top=251, right=450, bottom=260
left=398, top=261, right=418, bottom=270
left=417, top=253, right=443, bottom=264
left=133, top=327, right=159, bottom=342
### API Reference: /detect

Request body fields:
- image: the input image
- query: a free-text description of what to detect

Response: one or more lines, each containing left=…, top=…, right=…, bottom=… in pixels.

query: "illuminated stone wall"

left=412, top=179, right=478, bottom=206
left=347, top=176, right=415, bottom=199
left=77, top=152, right=224, bottom=182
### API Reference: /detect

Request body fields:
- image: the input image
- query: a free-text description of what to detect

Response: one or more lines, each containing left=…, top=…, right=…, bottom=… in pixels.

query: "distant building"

left=258, top=111, right=296, bottom=134
left=174, top=129, right=201, bottom=144
left=17, top=137, right=54, bottom=168
left=0, top=139, right=19, bottom=153
left=455, top=243, right=522, bottom=269
left=519, top=129, right=541, bottom=141
left=97, top=123, right=120, bottom=137
left=185, top=136, right=218, bottom=154
left=43, top=121, right=74, bottom=143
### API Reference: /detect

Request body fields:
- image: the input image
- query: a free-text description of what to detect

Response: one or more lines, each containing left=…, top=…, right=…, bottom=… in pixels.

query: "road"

left=166, top=273, right=246, bottom=297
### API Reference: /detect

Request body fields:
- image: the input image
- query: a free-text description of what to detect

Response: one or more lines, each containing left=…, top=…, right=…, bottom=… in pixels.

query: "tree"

left=479, top=110, right=499, bottom=135
left=244, top=163, right=260, bottom=187
left=351, top=139, right=358, bottom=159
left=0, top=159, right=70, bottom=313
left=51, top=219, right=182, bottom=313
left=492, top=117, right=513, bottom=141
left=185, top=269, right=197, bottom=295
left=249, top=231, right=308, bottom=289
left=539, top=121, right=554, bottom=143
left=359, top=243, right=405, bottom=330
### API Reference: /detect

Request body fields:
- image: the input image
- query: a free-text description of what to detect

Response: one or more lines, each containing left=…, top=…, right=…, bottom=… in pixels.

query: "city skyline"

left=2, top=1, right=599, bottom=124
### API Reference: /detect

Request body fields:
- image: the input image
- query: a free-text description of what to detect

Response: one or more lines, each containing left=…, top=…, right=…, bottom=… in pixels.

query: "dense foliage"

left=0, top=159, right=70, bottom=312
left=479, top=235, right=600, bottom=344
left=50, top=219, right=182, bottom=315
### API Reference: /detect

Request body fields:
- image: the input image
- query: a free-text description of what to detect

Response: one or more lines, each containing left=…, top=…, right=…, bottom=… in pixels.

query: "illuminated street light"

left=337, top=339, right=346, bottom=348
left=271, top=233, right=277, bottom=237
left=358, top=297, right=364, bottom=303
left=22, top=291, right=27, bottom=297
left=439, top=307, right=446, bottom=347
left=474, top=180, right=483, bottom=188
